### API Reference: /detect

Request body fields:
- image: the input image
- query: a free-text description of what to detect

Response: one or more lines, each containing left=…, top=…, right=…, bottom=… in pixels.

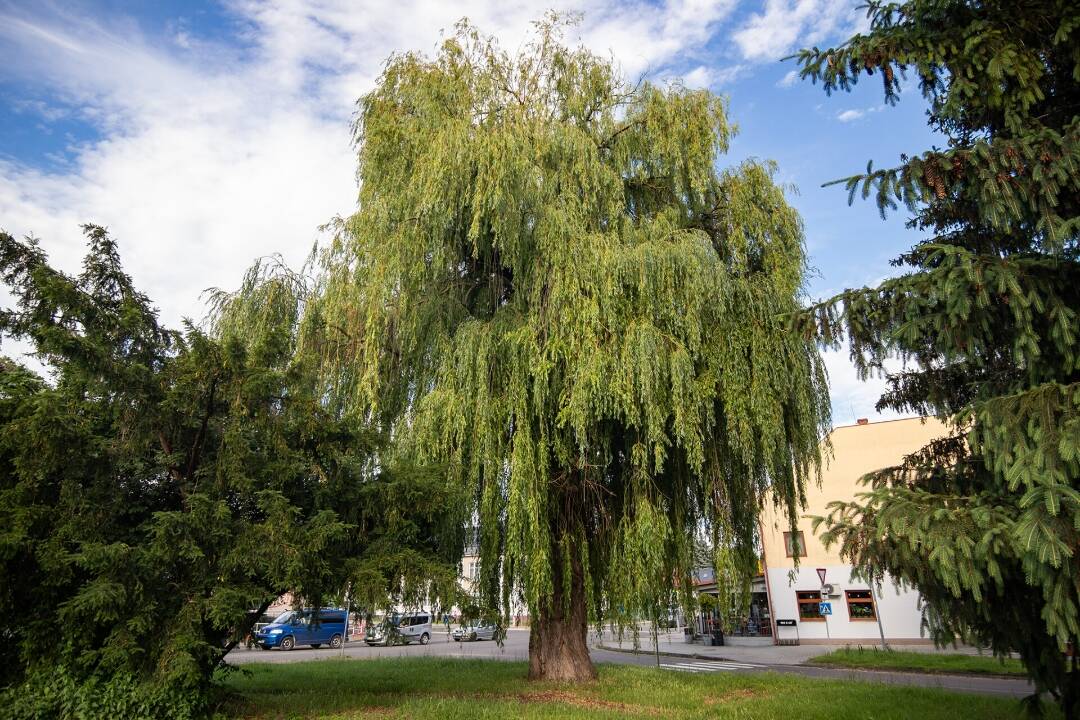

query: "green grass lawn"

left=219, top=657, right=1045, bottom=719
left=808, top=647, right=1027, bottom=676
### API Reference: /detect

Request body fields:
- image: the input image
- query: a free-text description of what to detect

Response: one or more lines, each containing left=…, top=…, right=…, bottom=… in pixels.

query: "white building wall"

left=767, top=566, right=926, bottom=643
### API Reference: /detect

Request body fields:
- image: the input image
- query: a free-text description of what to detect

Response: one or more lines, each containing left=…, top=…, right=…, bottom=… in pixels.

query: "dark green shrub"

left=2, top=668, right=210, bottom=720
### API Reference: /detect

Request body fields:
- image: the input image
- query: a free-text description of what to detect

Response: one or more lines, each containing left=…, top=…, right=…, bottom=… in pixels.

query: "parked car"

left=452, top=622, right=499, bottom=642
left=254, top=608, right=347, bottom=650
left=245, top=612, right=276, bottom=648
left=365, top=612, right=432, bottom=646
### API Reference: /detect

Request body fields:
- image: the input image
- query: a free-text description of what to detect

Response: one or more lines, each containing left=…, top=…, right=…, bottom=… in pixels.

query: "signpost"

left=817, top=569, right=830, bottom=638
left=872, top=585, right=890, bottom=651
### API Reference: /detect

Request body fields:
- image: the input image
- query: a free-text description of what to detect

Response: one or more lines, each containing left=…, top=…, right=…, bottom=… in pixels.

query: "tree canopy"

left=312, top=17, right=831, bottom=680
left=0, top=227, right=460, bottom=718
left=791, top=0, right=1079, bottom=714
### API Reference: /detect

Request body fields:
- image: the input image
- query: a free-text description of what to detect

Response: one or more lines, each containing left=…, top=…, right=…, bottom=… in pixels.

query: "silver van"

left=365, top=612, right=432, bottom=646
left=396, top=612, right=432, bottom=645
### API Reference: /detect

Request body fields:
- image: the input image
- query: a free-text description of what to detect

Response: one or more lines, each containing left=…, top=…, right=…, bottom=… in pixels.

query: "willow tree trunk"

left=527, top=532, right=597, bottom=682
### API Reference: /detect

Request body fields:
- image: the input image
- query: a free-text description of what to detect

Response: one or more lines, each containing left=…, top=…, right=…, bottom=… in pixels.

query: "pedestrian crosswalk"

left=659, top=660, right=762, bottom=673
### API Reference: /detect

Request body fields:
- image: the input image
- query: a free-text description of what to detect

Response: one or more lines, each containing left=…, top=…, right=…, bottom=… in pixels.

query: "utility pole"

left=342, top=583, right=351, bottom=658
left=652, top=607, right=661, bottom=667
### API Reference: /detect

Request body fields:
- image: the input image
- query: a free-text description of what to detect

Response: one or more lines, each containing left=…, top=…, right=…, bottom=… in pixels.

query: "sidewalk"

left=594, top=628, right=828, bottom=665
left=593, top=628, right=996, bottom=666
left=592, top=628, right=1035, bottom=699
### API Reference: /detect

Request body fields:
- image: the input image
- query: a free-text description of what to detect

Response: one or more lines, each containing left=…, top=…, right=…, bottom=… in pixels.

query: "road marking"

left=681, top=661, right=761, bottom=669
left=659, top=661, right=762, bottom=673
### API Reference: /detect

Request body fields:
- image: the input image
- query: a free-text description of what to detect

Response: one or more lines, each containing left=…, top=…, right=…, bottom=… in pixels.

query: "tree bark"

left=527, top=532, right=597, bottom=682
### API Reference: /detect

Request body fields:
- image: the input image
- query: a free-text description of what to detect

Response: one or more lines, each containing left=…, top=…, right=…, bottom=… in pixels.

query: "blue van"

left=254, top=608, right=348, bottom=650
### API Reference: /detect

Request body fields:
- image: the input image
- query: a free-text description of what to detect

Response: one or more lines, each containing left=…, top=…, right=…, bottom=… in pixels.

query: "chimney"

left=856, top=418, right=869, bottom=426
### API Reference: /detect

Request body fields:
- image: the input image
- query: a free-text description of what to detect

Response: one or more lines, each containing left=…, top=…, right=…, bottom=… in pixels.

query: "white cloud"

left=821, top=343, right=906, bottom=426
left=835, top=104, right=886, bottom=122
left=0, top=0, right=752, bottom=333
left=682, top=65, right=715, bottom=88
left=0, top=0, right=869, bottom=371
left=732, top=0, right=867, bottom=63
left=0, top=10, right=356, bottom=331
left=777, top=69, right=799, bottom=87
left=680, top=63, right=745, bottom=88
left=577, top=0, right=738, bottom=78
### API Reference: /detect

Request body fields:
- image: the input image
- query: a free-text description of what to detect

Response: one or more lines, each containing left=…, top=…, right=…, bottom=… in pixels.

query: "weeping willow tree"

left=314, top=17, right=831, bottom=681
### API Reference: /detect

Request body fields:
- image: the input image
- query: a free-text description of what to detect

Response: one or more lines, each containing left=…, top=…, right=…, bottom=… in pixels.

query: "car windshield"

left=271, top=611, right=295, bottom=625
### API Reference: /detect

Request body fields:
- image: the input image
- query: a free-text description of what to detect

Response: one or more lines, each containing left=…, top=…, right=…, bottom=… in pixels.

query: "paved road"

left=227, top=629, right=682, bottom=669
left=227, top=627, right=534, bottom=665
left=225, top=628, right=1034, bottom=700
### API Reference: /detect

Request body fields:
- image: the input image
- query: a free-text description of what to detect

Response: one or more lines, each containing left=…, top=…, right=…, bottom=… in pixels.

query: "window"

left=784, top=531, right=807, bottom=558
left=846, top=590, right=877, bottom=620
left=796, top=591, right=823, bottom=621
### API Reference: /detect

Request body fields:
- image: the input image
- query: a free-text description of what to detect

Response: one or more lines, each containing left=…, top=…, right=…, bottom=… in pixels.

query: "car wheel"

left=280, top=636, right=294, bottom=651
left=330, top=634, right=343, bottom=649
left=419, top=632, right=430, bottom=645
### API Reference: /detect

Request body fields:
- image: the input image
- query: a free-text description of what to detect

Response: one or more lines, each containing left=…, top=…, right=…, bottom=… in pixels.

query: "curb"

left=597, top=643, right=1030, bottom=682
left=803, top=661, right=1028, bottom=681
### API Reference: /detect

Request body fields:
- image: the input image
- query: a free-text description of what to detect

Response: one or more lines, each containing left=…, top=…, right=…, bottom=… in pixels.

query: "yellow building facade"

left=760, top=416, right=948, bottom=644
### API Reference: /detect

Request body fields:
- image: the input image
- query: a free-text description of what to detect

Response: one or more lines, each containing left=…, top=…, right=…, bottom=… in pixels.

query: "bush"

left=2, top=668, right=212, bottom=720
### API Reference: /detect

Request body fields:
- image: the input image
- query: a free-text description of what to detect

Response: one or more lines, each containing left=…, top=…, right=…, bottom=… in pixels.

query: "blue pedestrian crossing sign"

left=818, top=602, right=833, bottom=616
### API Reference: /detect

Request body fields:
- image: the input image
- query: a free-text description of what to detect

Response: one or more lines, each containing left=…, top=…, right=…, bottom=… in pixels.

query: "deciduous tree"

left=317, top=17, right=831, bottom=681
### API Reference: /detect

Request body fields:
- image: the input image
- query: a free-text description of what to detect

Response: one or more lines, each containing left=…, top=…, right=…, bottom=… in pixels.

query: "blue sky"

left=0, top=0, right=937, bottom=424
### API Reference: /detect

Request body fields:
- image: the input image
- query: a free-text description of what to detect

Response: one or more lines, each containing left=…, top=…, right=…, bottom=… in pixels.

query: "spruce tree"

left=791, top=1, right=1079, bottom=714
left=315, top=17, right=831, bottom=681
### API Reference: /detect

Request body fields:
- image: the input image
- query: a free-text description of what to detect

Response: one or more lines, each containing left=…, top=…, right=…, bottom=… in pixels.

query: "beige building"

left=760, top=416, right=948, bottom=644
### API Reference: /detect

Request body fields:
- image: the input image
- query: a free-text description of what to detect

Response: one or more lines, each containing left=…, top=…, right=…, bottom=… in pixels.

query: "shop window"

left=846, top=589, right=877, bottom=620
left=796, top=591, right=823, bottom=621
left=784, top=531, right=807, bottom=558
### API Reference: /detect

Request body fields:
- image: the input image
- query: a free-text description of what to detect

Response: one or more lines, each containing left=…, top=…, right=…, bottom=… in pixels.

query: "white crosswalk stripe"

left=659, top=660, right=762, bottom=673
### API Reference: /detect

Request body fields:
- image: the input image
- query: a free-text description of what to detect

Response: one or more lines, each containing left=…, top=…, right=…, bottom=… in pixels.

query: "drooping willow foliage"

left=204, top=255, right=467, bottom=614
left=310, top=17, right=831, bottom=648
